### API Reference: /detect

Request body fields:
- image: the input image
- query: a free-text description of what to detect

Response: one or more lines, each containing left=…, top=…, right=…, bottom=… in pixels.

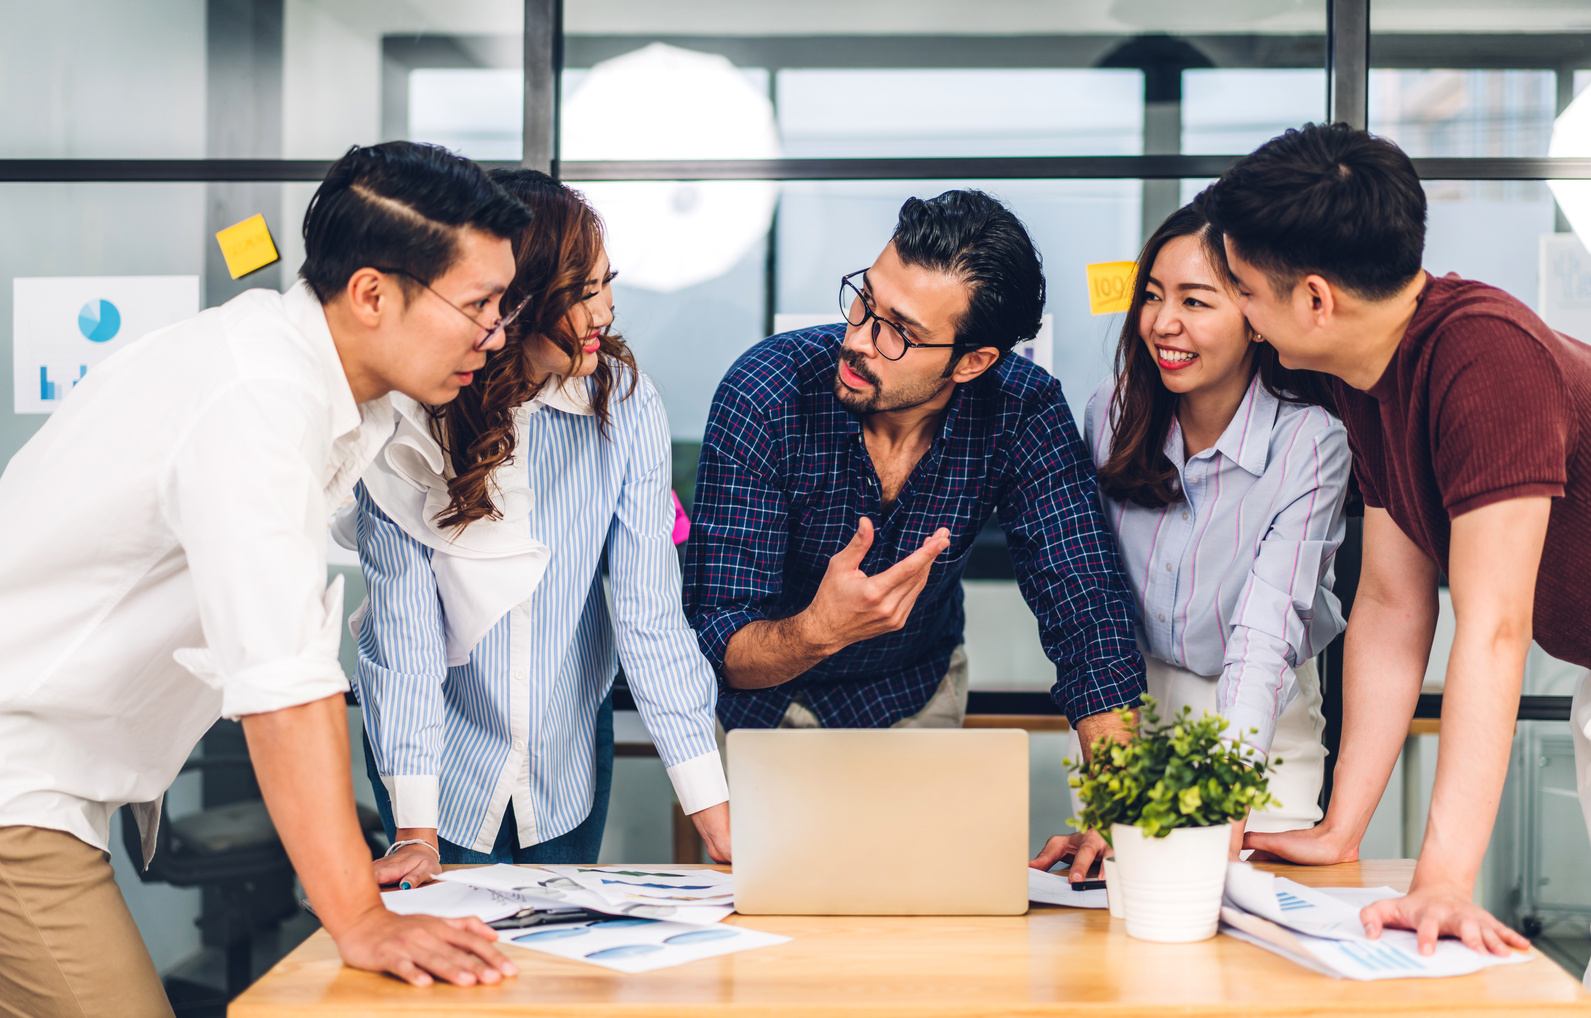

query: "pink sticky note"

left=670, top=491, right=691, bottom=545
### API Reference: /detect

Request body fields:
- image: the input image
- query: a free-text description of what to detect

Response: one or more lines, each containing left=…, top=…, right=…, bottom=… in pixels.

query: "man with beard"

left=683, top=190, right=1145, bottom=754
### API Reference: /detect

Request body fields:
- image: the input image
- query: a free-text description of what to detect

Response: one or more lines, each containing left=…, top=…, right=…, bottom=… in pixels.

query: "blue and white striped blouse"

left=1083, top=373, right=1351, bottom=753
left=352, top=372, right=726, bottom=854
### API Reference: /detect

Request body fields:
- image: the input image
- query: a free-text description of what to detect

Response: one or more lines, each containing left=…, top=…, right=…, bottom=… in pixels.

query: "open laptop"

left=727, top=728, right=1029, bottom=915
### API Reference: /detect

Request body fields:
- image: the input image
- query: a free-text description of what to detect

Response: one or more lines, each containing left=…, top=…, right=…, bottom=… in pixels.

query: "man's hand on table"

left=240, top=696, right=511, bottom=989
left=1028, top=709, right=1137, bottom=880
left=332, top=906, right=516, bottom=988
left=691, top=800, right=732, bottom=863
left=1029, top=829, right=1110, bottom=881
left=373, top=827, right=443, bottom=888
left=1361, top=880, right=1529, bottom=958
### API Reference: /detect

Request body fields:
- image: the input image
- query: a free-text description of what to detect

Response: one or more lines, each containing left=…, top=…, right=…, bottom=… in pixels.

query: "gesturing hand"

left=803, top=518, right=951, bottom=653
left=332, top=907, right=516, bottom=987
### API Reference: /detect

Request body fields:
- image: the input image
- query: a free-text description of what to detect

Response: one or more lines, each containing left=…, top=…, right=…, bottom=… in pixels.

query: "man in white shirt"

left=0, top=142, right=532, bottom=1017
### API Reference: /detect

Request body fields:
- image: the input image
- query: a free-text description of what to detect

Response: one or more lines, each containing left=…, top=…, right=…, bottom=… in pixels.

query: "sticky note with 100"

left=1086, top=261, right=1137, bottom=316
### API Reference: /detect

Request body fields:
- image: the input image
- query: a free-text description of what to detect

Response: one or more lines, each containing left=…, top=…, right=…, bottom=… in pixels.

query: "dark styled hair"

left=299, top=141, right=531, bottom=304
left=1099, top=196, right=1337, bottom=509
left=1204, top=122, right=1427, bottom=302
left=890, top=189, right=1045, bottom=364
left=428, top=169, right=638, bottom=530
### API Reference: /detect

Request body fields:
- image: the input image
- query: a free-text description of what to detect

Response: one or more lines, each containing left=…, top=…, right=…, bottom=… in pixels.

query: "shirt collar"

left=282, top=280, right=365, bottom=440
left=1210, top=373, right=1277, bottom=477
left=532, top=374, right=595, bottom=416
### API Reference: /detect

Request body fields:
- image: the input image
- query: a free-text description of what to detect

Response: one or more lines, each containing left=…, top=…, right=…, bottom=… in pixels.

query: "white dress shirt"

left=1084, top=374, right=1350, bottom=753
left=0, top=281, right=392, bottom=855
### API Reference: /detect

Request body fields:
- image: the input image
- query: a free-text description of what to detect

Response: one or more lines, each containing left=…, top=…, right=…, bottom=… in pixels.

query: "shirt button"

left=512, top=739, right=525, bottom=753
left=1181, top=511, right=1189, bottom=520
left=1165, top=562, right=1172, bottom=571
left=1158, top=613, right=1166, bottom=622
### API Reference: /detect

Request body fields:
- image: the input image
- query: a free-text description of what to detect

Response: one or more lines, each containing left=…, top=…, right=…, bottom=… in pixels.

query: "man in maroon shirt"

left=1206, top=123, right=1591, bottom=963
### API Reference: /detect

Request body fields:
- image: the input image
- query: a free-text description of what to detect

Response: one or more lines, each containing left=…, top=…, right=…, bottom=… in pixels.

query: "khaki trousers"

left=718, top=645, right=970, bottom=751
left=0, top=825, right=172, bottom=1018
left=782, top=645, right=970, bottom=730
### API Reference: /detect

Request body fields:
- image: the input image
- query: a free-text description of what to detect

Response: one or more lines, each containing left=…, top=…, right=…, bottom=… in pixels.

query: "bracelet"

left=385, top=838, right=441, bottom=861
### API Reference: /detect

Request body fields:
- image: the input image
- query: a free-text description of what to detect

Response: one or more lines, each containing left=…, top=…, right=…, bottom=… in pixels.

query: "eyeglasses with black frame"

left=838, top=268, right=964, bottom=361
left=373, top=266, right=533, bottom=352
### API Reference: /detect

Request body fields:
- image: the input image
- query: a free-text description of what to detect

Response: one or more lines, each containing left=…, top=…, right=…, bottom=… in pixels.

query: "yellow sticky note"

left=1085, top=261, right=1138, bottom=315
left=215, top=214, right=280, bottom=280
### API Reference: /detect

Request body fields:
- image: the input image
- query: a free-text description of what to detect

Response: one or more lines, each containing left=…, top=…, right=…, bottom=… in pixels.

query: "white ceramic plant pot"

left=1109, top=822, right=1229, bottom=943
left=1102, top=857, right=1125, bottom=919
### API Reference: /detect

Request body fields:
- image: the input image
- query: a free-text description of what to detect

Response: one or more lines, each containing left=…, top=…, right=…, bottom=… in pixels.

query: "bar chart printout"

left=12, top=276, right=198, bottom=414
left=39, top=365, right=88, bottom=402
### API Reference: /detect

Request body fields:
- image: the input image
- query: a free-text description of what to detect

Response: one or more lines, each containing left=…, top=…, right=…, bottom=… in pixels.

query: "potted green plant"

left=1069, top=695, right=1278, bottom=943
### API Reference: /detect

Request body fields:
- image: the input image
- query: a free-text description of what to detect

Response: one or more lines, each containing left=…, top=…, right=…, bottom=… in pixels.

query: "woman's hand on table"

left=1029, top=829, right=1111, bottom=881
left=333, top=906, right=515, bottom=988
left=374, top=827, right=443, bottom=889
left=1361, top=880, right=1529, bottom=958
left=691, top=801, right=732, bottom=863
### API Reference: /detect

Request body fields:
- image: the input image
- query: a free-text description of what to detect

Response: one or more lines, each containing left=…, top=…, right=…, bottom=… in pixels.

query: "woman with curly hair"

left=348, top=170, right=729, bottom=884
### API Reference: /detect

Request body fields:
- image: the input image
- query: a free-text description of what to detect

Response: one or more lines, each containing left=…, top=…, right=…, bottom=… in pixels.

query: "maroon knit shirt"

left=1333, top=272, right=1591, bottom=669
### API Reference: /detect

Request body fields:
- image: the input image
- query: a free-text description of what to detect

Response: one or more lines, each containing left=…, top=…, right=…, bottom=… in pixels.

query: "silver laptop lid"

left=728, top=728, right=1029, bottom=915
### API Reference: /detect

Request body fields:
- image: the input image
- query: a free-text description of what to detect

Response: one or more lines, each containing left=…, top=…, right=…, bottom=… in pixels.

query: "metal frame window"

left=2, top=0, right=1590, bottom=182
left=0, top=1, right=1577, bottom=750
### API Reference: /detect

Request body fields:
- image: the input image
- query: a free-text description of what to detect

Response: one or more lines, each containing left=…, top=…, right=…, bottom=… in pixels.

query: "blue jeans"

left=363, top=691, right=614, bottom=864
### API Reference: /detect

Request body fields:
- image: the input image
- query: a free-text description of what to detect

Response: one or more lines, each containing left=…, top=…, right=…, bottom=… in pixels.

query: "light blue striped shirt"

left=353, top=372, right=726, bottom=853
left=1083, top=374, right=1351, bottom=752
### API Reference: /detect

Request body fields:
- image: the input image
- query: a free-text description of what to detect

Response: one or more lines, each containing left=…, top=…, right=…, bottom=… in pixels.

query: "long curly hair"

left=428, top=170, right=638, bottom=530
left=1097, top=195, right=1335, bottom=509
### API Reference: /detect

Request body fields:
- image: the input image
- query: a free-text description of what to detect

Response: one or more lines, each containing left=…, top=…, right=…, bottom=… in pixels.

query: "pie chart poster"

left=13, top=276, right=199, bottom=414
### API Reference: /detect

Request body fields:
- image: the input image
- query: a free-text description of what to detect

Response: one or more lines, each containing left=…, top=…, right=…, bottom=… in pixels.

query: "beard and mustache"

left=832, top=349, right=955, bottom=416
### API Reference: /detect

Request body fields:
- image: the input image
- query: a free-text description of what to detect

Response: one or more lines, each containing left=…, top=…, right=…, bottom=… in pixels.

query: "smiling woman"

left=1097, top=197, right=1334, bottom=508
left=1033, top=193, right=1354, bottom=880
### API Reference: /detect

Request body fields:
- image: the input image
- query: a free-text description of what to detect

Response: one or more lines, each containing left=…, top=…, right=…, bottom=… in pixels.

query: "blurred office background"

left=2, top=0, right=1590, bottom=1009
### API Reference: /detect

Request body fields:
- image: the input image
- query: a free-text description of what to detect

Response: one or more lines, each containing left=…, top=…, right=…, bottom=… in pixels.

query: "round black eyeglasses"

left=837, top=269, right=963, bottom=361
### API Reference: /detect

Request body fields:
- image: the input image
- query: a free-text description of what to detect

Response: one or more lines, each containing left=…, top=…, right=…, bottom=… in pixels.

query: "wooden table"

left=230, top=860, right=1591, bottom=1016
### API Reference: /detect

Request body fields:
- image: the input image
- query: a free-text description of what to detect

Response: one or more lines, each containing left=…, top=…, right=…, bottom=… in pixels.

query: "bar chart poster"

left=13, top=276, right=199, bottom=414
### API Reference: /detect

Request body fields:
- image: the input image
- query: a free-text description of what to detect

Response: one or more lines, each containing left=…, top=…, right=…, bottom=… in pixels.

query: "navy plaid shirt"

left=684, top=325, right=1145, bottom=730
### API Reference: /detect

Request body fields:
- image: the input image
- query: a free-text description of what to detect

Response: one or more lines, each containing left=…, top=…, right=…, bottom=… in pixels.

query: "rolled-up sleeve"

left=352, top=484, right=449, bottom=830
left=162, top=379, right=350, bottom=720
left=608, top=385, right=727, bottom=814
left=681, top=380, right=788, bottom=680
left=1219, top=421, right=1350, bottom=754
left=1001, top=400, right=1146, bottom=722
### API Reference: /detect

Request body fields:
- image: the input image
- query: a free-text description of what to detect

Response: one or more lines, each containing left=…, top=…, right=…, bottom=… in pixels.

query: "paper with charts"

left=508, top=915, right=789, bottom=974
left=432, top=863, right=736, bottom=925
left=1219, top=862, right=1532, bottom=979
left=380, top=877, right=565, bottom=923
left=545, top=865, right=737, bottom=923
